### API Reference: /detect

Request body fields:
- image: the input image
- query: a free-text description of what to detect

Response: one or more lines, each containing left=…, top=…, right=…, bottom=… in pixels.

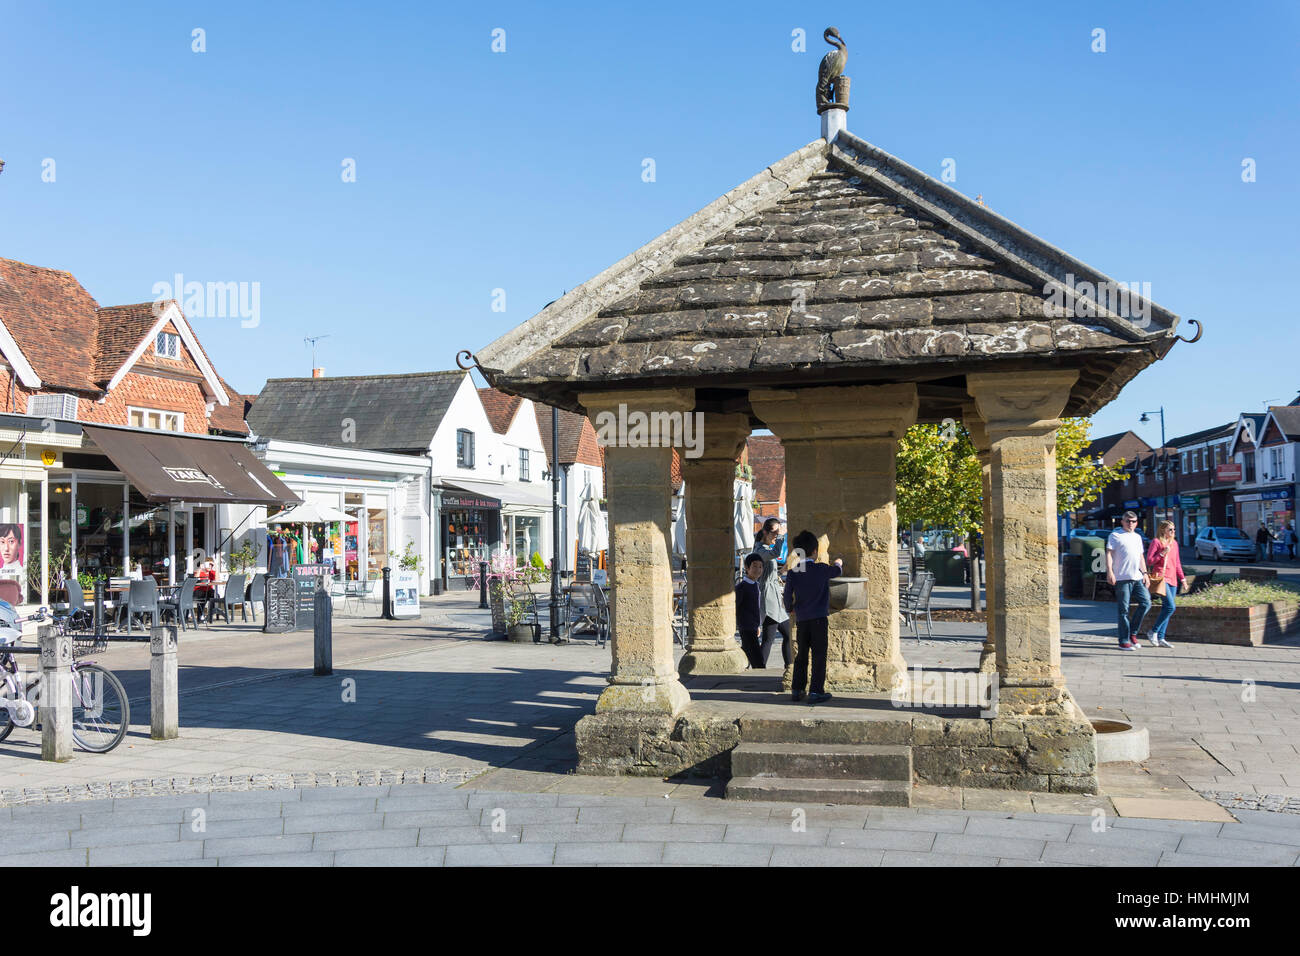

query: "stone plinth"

left=752, top=384, right=917, bottom=692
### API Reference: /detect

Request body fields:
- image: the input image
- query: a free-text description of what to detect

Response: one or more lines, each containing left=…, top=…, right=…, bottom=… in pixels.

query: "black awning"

left=83, top=425, right=299, bottom=506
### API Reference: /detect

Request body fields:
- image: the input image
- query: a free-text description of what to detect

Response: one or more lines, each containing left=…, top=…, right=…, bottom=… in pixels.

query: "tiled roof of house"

left=1084, top=430, right=1151, bottom=467
left=93, top=303, right=162, bottom=382
left=0, top=258, right=235, bottom=430
left=533, top=404, right=603, bottom=470
left=478, top=133, right=1182, bottom=421
left=479, top=388, right=523, bottom=434
left=1166, top=422, right=1234, bottom=448
left=247, top=372, right=465, bottom=452
left=0, top=257, right=102, bottom=391
left=209, top=379, right=251, bottom=436
left=1269, top=406, right=1300, bottom=442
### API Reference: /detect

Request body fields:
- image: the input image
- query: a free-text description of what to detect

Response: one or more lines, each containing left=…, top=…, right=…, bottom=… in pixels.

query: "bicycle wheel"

left=69, top=664, right=129, bottom=753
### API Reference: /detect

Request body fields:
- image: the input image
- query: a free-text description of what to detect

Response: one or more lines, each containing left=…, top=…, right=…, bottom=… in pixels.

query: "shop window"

left=456, top=429, right=475, bottom=469
left=128, top=407, right=184, bottom=432
left=367, top=507, right=387, bottom=580
left=155, top=332, right=180, bottom=360
left=519, top=448, right=530, bottom=482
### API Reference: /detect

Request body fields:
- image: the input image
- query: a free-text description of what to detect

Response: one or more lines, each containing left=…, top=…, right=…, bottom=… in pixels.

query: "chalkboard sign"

left=264, top=577, right=297, bottom=633
left=575, top=552, right=592, bottom=583
left=293, top=567, right=327, bottom=631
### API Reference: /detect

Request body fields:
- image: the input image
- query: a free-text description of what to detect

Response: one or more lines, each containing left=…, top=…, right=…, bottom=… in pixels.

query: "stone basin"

left=829, top=577, right=868, bottom=612
left=1090, top=718, right=1150, bottom=763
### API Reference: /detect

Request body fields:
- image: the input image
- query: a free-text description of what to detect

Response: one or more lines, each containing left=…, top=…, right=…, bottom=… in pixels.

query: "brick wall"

left=11, top=367, right=210, bottom=435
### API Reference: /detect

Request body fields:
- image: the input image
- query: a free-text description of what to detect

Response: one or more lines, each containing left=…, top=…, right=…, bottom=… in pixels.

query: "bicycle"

left=0, top=605, right=130, bottom=753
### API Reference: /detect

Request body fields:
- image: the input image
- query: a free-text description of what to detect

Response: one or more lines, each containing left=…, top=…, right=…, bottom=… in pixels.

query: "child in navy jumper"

left=782, top=530, right=843, bottom=703
left=735, top=553, right=766, bottom=669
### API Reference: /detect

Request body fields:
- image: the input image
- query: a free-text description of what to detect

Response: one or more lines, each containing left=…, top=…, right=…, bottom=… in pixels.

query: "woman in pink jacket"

left=1144, top=519, right=1185, bottom=647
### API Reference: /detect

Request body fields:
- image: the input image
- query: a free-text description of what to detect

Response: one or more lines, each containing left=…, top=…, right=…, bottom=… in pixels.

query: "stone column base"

left=575, top=709, right=739, bottom=777
left=997, top=678, right=1080, bottom=717
left=595, top=678, right=690, bottom=716
left=778, top=656, right=906, bottom=693
left=978, top=642, right=997, bottom=673
left=678, top=643, right=749, bottom=677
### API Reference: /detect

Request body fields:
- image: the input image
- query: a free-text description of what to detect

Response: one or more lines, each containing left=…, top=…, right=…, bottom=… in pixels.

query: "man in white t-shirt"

left=1106, top=511, right=1151, bottom=651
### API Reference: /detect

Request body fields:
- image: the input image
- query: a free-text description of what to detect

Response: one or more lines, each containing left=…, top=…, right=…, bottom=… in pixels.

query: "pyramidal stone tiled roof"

left=477, top=132, right=1185, bottom=422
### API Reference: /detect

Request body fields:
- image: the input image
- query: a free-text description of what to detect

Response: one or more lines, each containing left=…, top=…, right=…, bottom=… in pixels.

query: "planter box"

left=1164, top=600, right=1300, bottom=646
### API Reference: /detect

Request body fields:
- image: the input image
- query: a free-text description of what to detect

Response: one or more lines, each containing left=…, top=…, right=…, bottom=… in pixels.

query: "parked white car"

left=1194, top=526, right=1254, bottom=562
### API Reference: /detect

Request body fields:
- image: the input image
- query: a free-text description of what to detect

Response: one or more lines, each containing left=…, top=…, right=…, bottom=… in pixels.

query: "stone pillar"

left=150, top=626, right=179, bottom=740
left=578, top=389, right=693, bottom=717
left=967, top=371, right=1078, bottom=714
left=678, top=412, right=751, bottom=676
left=38, top=625, right=72, bottom=762
left=751, top=384, right=917, bottom=692
left=961, top=405, right=997, bottom=674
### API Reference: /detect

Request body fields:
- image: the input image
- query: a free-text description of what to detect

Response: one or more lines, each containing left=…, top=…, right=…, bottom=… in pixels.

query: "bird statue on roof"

left=816, top=27, right=848, bottom=114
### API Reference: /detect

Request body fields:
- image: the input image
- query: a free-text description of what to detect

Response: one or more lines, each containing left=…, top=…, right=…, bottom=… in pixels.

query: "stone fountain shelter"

left=470, top=89, right=1192, bottom=800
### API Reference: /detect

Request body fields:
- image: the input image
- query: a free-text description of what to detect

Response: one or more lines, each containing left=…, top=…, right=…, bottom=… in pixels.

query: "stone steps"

left=726, top=775, right=911, bottom=806
left=731, top=742, right=911, bottom=780
left=738, top=716, right=914, bottom=745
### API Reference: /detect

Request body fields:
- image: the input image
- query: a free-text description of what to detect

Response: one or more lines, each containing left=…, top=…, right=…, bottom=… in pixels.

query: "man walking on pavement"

left=1107, top=510, right=1151, bottom=651
left=1255, top=525, right=1275, bottom=563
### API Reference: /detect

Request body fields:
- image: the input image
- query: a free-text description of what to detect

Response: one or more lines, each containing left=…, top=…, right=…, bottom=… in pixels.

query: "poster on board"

left=393, top=567, right=420, bottom=618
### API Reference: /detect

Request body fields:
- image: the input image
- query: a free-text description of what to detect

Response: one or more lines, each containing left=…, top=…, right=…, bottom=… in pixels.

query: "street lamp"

left=1140, top=408, right=1170, bottom=531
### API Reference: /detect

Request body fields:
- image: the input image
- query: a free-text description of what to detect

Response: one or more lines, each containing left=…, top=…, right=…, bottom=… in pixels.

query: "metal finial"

left=816, top=27, right=849, bottom=115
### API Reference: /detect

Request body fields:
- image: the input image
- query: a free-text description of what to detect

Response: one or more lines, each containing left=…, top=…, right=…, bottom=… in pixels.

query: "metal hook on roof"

left=455, top=350, right=480, bottom=371
left=1174, top=319, right=1202, bottom=345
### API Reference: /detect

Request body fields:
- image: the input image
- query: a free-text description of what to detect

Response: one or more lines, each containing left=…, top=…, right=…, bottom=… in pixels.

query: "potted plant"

left=77, top=570, right=97, bottom=601
left=503, top=590, right=534, bottom=642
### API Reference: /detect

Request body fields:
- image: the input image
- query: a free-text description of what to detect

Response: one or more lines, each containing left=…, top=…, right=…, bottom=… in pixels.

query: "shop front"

left=1236, top=488, right=1296, bottom=550
left=439, top=487, right=501, bottom=586
left=254, top=440, right=431, bottom=591
left=0, top=416, right=296, bottom=607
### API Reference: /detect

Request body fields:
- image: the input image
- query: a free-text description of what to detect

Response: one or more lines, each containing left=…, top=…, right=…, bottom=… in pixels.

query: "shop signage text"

left=1216, top=463, right=1243, bottom=482
left=442, top=493, right=500, bottom=510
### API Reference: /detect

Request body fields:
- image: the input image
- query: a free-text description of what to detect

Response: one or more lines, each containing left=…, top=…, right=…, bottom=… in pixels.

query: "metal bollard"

left=150, top=626, right=179, bottom=740
left=313, top=587, right=333, bottom=676
left=479, top=560, right=488, bottom=609
left=381, top=566, right=394, bottom=620
left=38, top=625, right=72, bottom=762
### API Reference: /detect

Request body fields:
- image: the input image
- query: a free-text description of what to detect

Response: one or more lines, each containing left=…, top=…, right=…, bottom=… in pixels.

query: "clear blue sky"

left=2, top=0, right=1296, bottom=447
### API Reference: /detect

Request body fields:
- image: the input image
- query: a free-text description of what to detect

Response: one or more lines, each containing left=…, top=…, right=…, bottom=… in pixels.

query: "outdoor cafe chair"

left=354, top=579, right=376, bottom=612
left=53, top=580, right=93, bottom=633
left=212, top=573, right=248, bottom=624
left=159, top=577, right=199, bottom=632
left=330, top=579, right=354, bottom=615
left=248, top=573, right=266, bottom=622
left=123, top=577, right=160, bottom=636
left=900, top=571, right=935, bottom=641
left=590, top=581, right=610, bottom=649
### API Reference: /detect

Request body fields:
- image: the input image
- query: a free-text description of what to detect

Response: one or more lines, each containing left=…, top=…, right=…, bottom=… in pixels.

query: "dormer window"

left=156, top=331, right=180, bottom=360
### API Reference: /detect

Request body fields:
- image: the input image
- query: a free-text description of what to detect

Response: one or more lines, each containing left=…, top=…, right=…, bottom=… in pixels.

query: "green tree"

left=895, top=418, right=1126, bottom=535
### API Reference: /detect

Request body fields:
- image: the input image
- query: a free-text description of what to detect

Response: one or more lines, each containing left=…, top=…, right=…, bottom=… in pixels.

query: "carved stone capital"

left=966, top=371, right=1077, bottom=436
left=751, top=384, right=918, bottom=442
